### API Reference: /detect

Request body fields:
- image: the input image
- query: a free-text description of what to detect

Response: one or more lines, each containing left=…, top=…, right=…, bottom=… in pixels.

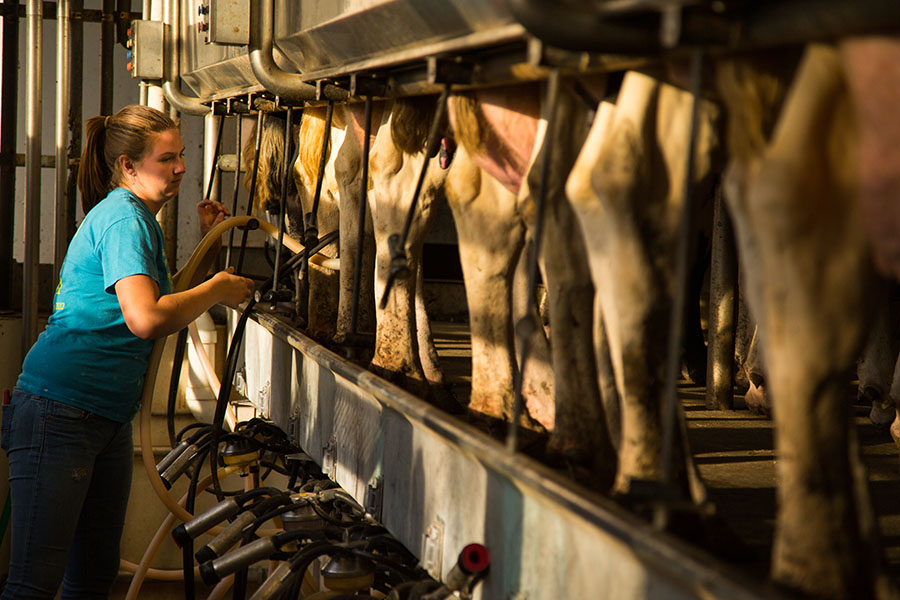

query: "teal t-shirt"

left=17, top=188, right=173, bottom=422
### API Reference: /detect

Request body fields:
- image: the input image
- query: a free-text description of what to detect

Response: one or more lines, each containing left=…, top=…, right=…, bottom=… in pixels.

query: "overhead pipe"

left=248, top=0, right=348, bottom=104
left=22, top=0, right=42, bottom=359
left=163, top=0, right=209, bottom=115
left=54, top=0, right=71, bottom=286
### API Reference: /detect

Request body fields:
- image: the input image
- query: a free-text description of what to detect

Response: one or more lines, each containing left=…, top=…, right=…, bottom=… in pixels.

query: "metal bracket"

left=365, top=476, right=383, bottom=521
left=422, top=518, right=445, bottom=580
left=426, top=57, right=474, bottom=86
left=350, top=73, right=388, bottom=98
left=322, top=435, right=337, bottom=479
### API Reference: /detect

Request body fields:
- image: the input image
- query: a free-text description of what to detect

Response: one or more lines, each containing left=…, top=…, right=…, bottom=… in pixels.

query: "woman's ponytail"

left=77, top=115, right=112, bottom=214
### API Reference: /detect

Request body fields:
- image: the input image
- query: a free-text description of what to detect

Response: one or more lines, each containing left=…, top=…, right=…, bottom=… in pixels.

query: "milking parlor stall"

left=4, top=0, right=900, bottom=598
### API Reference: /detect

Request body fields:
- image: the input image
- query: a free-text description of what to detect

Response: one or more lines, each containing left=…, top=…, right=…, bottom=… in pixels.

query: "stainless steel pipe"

left=22, top=0, right=42, bottom=358
left=54, top=0, right=71, bottom=286
left=249, top=0, right=346, bottom=104
left=0, top=0, right=20, bottom=311
left=162, top=0, right=208, bottom=115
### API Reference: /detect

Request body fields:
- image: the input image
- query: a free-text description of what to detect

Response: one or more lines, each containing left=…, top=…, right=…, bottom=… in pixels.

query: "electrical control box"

left=200, top=0, right=250, bottom=46
left=127, top=20, right=164, bottom=80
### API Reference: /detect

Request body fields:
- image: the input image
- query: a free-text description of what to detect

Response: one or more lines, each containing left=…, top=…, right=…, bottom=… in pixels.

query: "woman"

left=0, top=105, right=253, bottom=599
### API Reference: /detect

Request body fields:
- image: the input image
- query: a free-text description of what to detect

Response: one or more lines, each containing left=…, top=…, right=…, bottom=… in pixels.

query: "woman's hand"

left=211, top=266, right=254, bottom=309
left=198, top=200, right=230, bottom=237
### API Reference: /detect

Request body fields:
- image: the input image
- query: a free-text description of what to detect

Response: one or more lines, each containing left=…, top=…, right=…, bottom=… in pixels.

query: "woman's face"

left=122, top=128, right=186, bottom=213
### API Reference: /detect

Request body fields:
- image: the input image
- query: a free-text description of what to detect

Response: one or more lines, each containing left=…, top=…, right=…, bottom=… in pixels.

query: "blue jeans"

left=1, top=389, right=133, bottom=599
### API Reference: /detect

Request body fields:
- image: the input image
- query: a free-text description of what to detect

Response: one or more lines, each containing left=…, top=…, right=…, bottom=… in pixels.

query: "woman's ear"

left=118, top=155, right=135, bottom=179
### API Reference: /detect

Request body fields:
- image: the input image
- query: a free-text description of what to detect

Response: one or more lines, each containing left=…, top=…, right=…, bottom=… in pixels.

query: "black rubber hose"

left=166, top=327, right=189, bottom=448
left=208, top=297, right=258, bottom=500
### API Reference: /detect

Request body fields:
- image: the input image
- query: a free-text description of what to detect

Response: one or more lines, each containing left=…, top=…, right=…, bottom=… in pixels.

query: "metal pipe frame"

left=705, top=184, right=738, bottom=410
left=163, top=0, right=209, bottom=115
left=0, top=0, right=19, bottom=311
left=248, top=0, right=347, bottom=104
left=22, top=0, right=42, bottom=357
left=67, top=0, right=82, bottom=229
left=54, top=0, right=71, bottom=286
left=100, top=0, right=114, bottom=115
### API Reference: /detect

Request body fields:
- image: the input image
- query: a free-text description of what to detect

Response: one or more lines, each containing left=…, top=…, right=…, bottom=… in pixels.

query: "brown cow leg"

left=334, top=127, right=376, bottom=344
left=445, top=143, right=535, bottom=423
left=723, top=45, right=893, bottom=599
left=513, top=238, right=555, bottom=430
left=520, top=81, right=615, bottom=480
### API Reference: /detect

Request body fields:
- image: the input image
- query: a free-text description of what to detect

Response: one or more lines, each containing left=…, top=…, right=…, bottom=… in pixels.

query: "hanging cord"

left=655, top=47, right=705, bottom=530
left=225, top=114, right=243, bottom=267
left=379, top=84, right=451, bottom=309
left=237, top=110, right=266, bottom=275
left=167, top=113, right=226, bottom=448
left=506, top=70, right=561, bottom=452
left=349, top=95, right=373, bottom=337
left=207, top=230, right=338, bottom=501
left=271, top=107, right=294, bottom=297
left=297, top=101, right=335, bottom=326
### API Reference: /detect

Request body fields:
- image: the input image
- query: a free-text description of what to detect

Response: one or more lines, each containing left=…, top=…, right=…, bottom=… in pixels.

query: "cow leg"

left=512, top=237, right=555, bottom=430
left=333, top=125, right=376, bottom=343
left=368, top=104, right=447, bottom=398
left=519, top=81, right=615, bottom=478
left=445, top=142, right=532, bottom=422
left=858, top=300, right=897, bottom=426
left=723, top=45, right=891, bottom=599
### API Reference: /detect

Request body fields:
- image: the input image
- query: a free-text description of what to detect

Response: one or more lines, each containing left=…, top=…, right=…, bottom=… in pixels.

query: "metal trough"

left=230, top=309, right=783, bottom=600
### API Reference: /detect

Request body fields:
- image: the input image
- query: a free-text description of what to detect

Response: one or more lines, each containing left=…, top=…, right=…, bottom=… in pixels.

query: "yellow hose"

left=139, top=216, right=329, bottom=524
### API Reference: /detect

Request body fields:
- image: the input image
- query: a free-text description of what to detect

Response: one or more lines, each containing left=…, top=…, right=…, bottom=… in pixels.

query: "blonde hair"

left=77, top=105, right=177, bottom=213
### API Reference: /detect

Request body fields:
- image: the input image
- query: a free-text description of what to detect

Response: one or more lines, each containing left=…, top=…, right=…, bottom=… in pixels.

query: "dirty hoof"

left=862, top=386, right=896, bottom=428
left=368, top=363, right=430, bottom=398
left=744, top=373, right=771, bottom=417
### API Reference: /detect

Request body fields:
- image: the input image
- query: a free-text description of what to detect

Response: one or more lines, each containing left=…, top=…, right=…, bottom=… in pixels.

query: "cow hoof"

left=369, top=363, right=430, bottom=398
left=744, top=376, right=771, bottom=417
left=862, top=386, right=896, bottom=428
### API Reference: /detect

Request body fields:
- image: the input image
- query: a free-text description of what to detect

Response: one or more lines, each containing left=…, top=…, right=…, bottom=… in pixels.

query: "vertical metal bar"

left=53, top=0, right=71, bottom=286
left=22, top=0, right=43, bottom=357
left=507, top=70, right=559, bottom=453
left=272, top=107, right=292, bottom=292
left=100, top=0, right=115, bottom=115
left=203, top=112, right=224, bottom=203
left=225, top=114, right=242, bottom=267
left=0, top=0, right=20, bottom=311
left=67, top=0, right=82, bottom=224
left=705, top=182, right=738, bottom=410
left=236, top=110, right=264, bottom=275
left=349, top=95, right=373, bottom=337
